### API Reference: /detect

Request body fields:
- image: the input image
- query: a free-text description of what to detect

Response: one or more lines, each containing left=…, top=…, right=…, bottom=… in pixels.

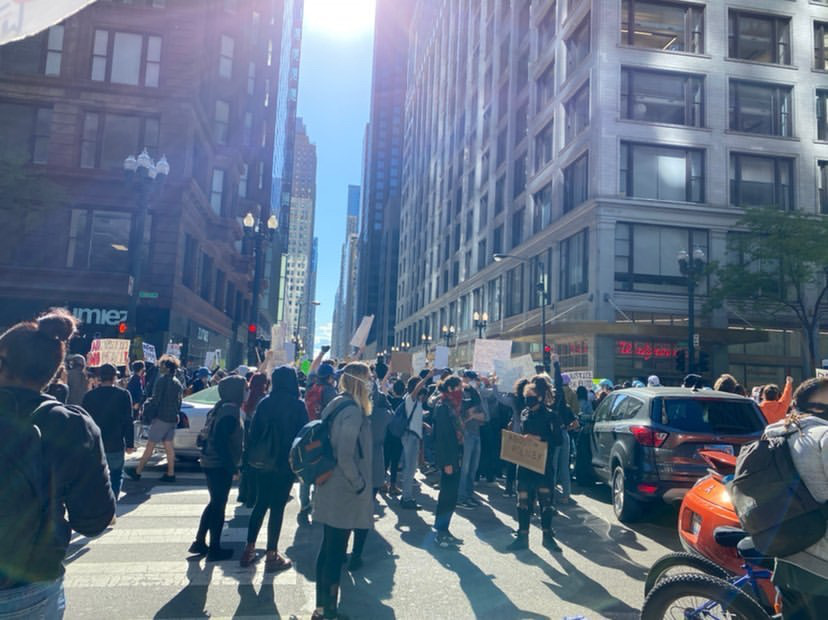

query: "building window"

left=620, top=142, right=704, bottom=203
left=493, top=224, right=503, bottom=254
left=559, top=228, right=588, bottom=299
left=79, top=112, right=159, bottom=170
left=238, top=163, right=248, bottom=198
left=511, top=207, right=525, bottom=248
left=488, top=276, right=502, bottom=321
left=0, top=103, right=51, bottom=164
left=45, top=26, right=64, bottom=76
left=563, top=152, right=588, bottom=212
left=728, top=11, right=790, bottom=65
left=621, top=67, right=703, bottom=127
left=615, top=223, right=708, bottom=294
left=505, top=265, right=524, bottom=317
left=0, top=25, right=64, bottom=76
left=214, top=100, right=230, bottom=145
left=818, top=161, right=828, bottom=215
left=478, top=238, right=488, bottom=270
left=91, top=29, right=162, bottom=87
left=729, top=81, right=792, bottom=137
left=67, top=209, right=132, bottom=272
left=565, top=15, right=590, bottom=77
left=247, top=61, right=256, bottom=95
left=537, top=62, right=555, bottom=112
left=533, top=182, right=553, bottom=234
left=817, top=22, right=828, bottom=70
left=495, top=175, right=505, bottom=213
left=564, top=82, right=589, bottom=143
left=621, top=0, right=703, bottom=54
left=32, top=108, right=52, bottom=164
left=515, top=102, right=528, bottom=143
left=210, top=169, right=225, bottom=214
left=243, top=111, right=253, bottom=146
left=513, top=153, right=526, bottom=198
left=182, top=234, right=197, bottom=288
left=730, top=153, right=793, bottom=211
left=219, top=35, right=234, bottom=78
left=535, top=120, right=554, bottom=170
left=200, top=254, right=213, bottom=301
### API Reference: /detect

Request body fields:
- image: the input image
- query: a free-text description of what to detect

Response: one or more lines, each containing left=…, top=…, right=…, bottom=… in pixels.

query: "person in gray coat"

left=311, top=362, right=373, bottom=620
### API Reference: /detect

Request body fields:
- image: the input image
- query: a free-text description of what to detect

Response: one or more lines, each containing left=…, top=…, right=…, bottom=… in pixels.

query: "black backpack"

left=729, top=430, right=828, bottom=557
left=289, top=396, right=353, bottom=486
left=0, top=400, right=55, bottom=588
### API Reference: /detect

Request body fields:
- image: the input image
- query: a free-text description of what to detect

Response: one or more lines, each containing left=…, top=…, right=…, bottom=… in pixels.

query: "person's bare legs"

left=163, top=440, right=175, bottom=476
left=135, top=440, right=157, bottom=475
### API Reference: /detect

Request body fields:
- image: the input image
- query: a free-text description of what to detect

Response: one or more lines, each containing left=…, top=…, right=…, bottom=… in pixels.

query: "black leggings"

left=384, top=432, right=402, bottom=485
left=316, top=524, right=350, bottom=616
left=247, top=469, right=293, bottom=551
left=517, top=476, right=554, bottom=533
left=196, top=467, right=233, bottom=549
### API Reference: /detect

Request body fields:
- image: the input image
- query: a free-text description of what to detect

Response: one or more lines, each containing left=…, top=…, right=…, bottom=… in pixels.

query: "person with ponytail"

left=0, top=308, right=115, bottom=618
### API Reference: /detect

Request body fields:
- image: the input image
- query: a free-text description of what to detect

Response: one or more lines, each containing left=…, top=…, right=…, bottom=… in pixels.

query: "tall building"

left=354, top=0, right=414, bottom=355
left=332, top=184, right=361, bottom=357
left=0, top=0, right=295, bottom=368
left=284, top=117, right=316, bottom=354
left=306, top=236, right=318, bottom=355
left=397, top=0, right=828, bottom=386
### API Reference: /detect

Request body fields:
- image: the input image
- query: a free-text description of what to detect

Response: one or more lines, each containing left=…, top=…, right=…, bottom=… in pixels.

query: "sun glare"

left=303, top=0, right=375, bottom=39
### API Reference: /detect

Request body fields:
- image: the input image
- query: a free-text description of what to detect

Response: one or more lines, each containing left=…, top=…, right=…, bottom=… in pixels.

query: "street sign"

left=138, top=291, right=159, bottom=299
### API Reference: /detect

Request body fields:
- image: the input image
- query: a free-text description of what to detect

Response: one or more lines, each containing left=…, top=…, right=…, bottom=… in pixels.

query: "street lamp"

left=244, top=207, right=279, bottom=364
left=123, top=148, right=169, bottom=341
left=401, top=341, right=410, bottom=352
left=677, top=247, right=706, bottom=374
left=494, top=252, right=550, bottom=371
left=421, top=333, right=432, bottom=354
left=441, top=324, right=456, bottom=347
left=473, top=311, right=489, bottom=339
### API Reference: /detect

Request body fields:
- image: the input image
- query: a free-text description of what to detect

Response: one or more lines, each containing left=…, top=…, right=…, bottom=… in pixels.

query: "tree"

left=707, top=208, right=828, bottom=374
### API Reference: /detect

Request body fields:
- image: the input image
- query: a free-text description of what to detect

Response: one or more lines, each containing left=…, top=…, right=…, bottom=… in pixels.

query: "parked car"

left=173, top=385, right=219, bottom=460
left=574, top=387, right=766, bottom=522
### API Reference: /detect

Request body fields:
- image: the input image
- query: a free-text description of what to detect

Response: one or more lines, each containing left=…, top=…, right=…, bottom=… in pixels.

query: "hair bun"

left=36, top=308, right=78, bottom=342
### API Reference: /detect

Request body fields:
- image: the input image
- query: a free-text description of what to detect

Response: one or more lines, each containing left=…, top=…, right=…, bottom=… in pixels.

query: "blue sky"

left=298, top=0, right=375, bottom=353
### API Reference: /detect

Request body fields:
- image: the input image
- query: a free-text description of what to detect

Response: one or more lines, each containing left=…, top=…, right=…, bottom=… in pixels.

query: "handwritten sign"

left=434, top=345, right=449, bottom=369
left=87, top=339, right=130, bottom=367
left=391, top=351, right=413, bottom=376
left=411, top=351, right=427, bottom=373
left=500, top=430, right=548, bottom=475
left=493, top=354, right=536, bottom=390
left=567, top=370, right=594, bottom=389
left=165, top=342, right=182, bottom=360
left=350, top=315, right=374, bottom=349
left=472, top=338, right=512, bottom=375
left=142, top=343, right=157, bottom=364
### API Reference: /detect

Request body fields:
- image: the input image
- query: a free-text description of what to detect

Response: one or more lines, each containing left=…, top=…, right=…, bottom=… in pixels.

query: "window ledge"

left=724, top=130, right=800, bottom=142
left=617, top=44, right=711, bottom=61
left=724, top=57, right=797, bottom=71
left=618, top=195, right=710, bottom=208
left=616, top=118, right=711, bottom=133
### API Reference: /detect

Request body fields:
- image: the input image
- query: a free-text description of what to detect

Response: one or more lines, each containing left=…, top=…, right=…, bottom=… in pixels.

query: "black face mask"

left=525, top=395, right=540, bottom=408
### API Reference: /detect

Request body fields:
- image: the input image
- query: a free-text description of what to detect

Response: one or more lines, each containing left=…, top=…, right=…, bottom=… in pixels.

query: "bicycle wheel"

left=642, top=573, right=771, bottom=620
left=644, top=551, right=730, bottom=596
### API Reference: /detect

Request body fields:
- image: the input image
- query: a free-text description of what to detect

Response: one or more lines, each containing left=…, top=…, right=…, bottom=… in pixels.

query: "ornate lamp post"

left=473, top=311, right=489, bottom=339
left=441, top=324, right=456, bottom=347
left=421, top=333, right=432, bottom=354
left=243, top=209, right=278, bottom=365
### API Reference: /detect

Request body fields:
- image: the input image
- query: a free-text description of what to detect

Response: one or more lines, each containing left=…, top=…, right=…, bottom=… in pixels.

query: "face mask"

left=447, top=390, right=463, bottom=409
left=525, top=395, right=540, bottom=408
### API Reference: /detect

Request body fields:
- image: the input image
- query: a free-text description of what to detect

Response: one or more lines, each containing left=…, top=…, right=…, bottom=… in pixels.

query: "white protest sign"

left=817, top=368, right=828, bottom=378
left=0, top=0, right=96, bottom=46
left=411, top=350, right=427, bottom=373
left=349, top=315, right=374, bottom=349
left=493, top=354, right=536, bottom=390
left=87, top=339, right=130, bottom=367
left=567, top=370, right=594, bottom=389
left=434, top=345, right=449, bottom=369
left=283, top=341, right=296, bottom=363
left=205, top=350, right=222, bottom=370
left=142, top=343, right=157, bottom=364
left=472, top=338, right=512, bottom=375
left=165, top=342, right=182, bottom=360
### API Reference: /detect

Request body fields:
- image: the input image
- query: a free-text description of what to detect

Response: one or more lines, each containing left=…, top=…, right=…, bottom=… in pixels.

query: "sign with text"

left=391, top=351, right=413, bottom=376
left=412, top=351, right=427, bottom=373
left=472, top=338, right=512, bottom=375
left=500, top=430, right=548, bottom=475
left=817, top=369, right=828, bottom=378
left=142, top=343, right=157, bottom=364
left=493, top=354, right=536, bottom=390
left=434, top=345, right=449, bottom=369
left=87, top=339, right=130, bottom=368
left=350, top=315, right=374, bottom=350
left=567, top=370, right=594, bottom=389
left=165, top=342, right=182, bottom=360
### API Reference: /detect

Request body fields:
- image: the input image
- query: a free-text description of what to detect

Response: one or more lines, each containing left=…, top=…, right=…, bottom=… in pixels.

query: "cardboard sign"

left=87, top=339, right=130, bottom=367
left=567, top=370, right=594, bottom=389
left=412, top=351, right=426, bottom=373
left=493, top=354, right=536, bottom=390
left=434, top=345, right=449, bottom=369
left=391, top=351, right=413, bottom=376
left=500, top=430, right=548, bottom=475
left=472, top=338, right=512, bottom=375
left=165, top=342, right=182, bottom=360
left=350, top=315, right=374, bottom=349
left=142, top=343, right=157, bottom=364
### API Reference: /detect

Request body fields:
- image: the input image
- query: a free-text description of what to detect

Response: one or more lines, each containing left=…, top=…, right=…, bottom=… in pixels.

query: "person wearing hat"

left=190, top=367, right=211, bottom=394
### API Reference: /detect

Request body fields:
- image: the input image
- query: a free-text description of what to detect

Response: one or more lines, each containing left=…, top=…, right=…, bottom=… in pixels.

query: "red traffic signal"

left=543, top=344, right=552, bottom=354
left=248, top=324, right=257, bottom=334
left=118, top=322, right=128, bottom=335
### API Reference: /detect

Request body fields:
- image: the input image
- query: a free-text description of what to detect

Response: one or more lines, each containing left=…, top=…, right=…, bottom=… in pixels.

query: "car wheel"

left=612, top=465, right=642, bottom=523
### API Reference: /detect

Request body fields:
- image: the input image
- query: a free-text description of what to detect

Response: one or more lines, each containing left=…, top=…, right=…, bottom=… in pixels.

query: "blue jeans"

left=106, top=451, right=125, bottom=503
left=400, top=432, right=420, bottom=501
left=299, top=481, right=312, bottom=511
left=0, top=577, right=65, bottom=619
left=459, top=432, right=481, bottom=501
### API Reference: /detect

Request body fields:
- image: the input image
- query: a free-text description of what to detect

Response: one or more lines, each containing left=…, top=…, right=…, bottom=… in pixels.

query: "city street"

left=64, top=455, right=680, bottom=620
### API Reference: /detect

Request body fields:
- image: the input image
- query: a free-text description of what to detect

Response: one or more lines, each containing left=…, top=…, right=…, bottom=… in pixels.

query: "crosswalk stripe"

left=63, top=561, right=302, bottom=587
left=71, top=527, right=252, bottom=545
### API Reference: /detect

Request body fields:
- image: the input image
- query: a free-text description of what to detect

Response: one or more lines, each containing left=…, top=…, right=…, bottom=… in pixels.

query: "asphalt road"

left=63, top=456, right=681, bottom=619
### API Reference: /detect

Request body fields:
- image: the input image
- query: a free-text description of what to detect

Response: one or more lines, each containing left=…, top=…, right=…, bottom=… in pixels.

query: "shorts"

left=147, top=419, right=176, bottom=443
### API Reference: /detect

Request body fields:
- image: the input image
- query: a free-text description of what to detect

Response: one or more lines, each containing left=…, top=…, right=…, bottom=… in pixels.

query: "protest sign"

left=412, top=351, right=427, bottom=373
left=165, top=342, right=182, bottom=360
left=472, top=338, right=512, bottom=375
left=500, top=430, right=548, bottom=475
left=567, top=370, right=594, bottom=389
left=350, top=315, right=374, bottom=349
left=205, top=349, right=222, bottom=369
left=493, top=354, right=536, bottom=389
left=391, top=351, right=413, bottom=376
left=300, top=359, right=311, bottom=375
left=142, top=343, right=157, bottom=364
left=434, top=345, right=449, bottom=369
left=283, top=341, right=296, bottom=364
left=817, top=368, right=828, bottom=378
left=87, top=339, right=130, bottom=367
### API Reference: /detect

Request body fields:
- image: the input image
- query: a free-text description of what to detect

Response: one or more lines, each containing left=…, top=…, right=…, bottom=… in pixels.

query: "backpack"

left=0, top=400, right=54, bottom=588
left=196, top=401, right=224, bottom=453
left=388, top=399, right=415, bottom=438
left=305, top=383, right=324, bottom=421
left=729, top=430, right=828, bottom=557
left=290, top=396, right=353, bottom=486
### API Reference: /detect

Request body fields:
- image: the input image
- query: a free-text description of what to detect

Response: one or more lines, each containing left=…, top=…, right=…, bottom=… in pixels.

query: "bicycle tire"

left=644, top=551, right=730, bottom=596
left=641, top=573, right=771, bottom=620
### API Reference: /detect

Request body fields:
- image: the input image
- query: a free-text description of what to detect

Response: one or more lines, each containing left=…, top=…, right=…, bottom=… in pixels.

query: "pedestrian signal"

left=118, top=322, right=128, bottom=335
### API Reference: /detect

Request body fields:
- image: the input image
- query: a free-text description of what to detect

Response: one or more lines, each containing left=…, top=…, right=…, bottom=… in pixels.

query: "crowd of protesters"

left=2, top=307, right=828, bottom=619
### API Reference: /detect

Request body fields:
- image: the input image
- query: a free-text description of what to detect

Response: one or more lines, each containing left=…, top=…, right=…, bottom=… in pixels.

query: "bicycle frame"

left=686, top=562, right=773, bottom=618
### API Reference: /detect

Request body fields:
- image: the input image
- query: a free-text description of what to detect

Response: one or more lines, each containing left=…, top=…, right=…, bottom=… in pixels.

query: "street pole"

left=248, top=232, right=263, bottom=366
left=687, top=273, right=695, bottom=375
left=538, top=258, right=548, bottom=372
left=127, top=179, right=148, bottom=341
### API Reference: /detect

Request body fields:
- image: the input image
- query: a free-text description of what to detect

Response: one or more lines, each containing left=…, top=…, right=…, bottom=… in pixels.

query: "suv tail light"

left=630, top=425, right=668, bottom=447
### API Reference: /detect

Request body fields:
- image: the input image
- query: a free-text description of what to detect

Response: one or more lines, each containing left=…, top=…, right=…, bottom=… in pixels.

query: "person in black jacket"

left=82, top=363, right=134, bottom=506
left=189, top=375, right=244, bottom=561
left=507, top=359, right=571, bottom=554
left=0, top=308, right=114, bottom=618
left=433, top=375, right=465, bottom=547
left=240, top=365, right=308, bottom=571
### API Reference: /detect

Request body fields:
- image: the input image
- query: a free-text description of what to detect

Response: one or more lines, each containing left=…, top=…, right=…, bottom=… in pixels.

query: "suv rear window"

left=652, top=398, right=764, bottom=435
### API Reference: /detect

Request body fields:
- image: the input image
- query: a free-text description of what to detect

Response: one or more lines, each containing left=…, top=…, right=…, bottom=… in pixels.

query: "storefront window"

left=67, top=209, right=131, bottom=272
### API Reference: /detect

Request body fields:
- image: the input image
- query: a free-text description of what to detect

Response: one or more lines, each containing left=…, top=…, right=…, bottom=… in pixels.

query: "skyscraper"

left=333, top=184, right=361, bottom=357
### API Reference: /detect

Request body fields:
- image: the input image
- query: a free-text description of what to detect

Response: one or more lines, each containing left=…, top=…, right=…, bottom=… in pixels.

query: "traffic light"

left=118, top=322, right=128, bottom=335
left=248, top=324, right=257, bottom=335
left=698, top=351, right=710, bottom=373
left=675, top=349, right=686, bottom=372
left=543, top=344, right=552, bottom=371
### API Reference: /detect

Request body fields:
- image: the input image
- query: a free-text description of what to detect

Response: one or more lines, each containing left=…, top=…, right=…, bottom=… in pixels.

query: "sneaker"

left=264, top=551, right=292, bottom=572
left=399, top=498, right=420, bottom=510
left=507, top=534, right=529, bottom=552
left=239, top=543, right=258, bottom=567
left=159, top=473, right=176, bottom=483
left=435, top=531, right=464, bottom=547
left=124, top=467, right=141, bottom=481
left=467, top=497, right=482, bottom=506
left=542, top=532, right=562, bottom=552
left=206, top=548, right=233, bottom=562
left=347, top=555, right=363, bottom=571
left=188, top=540, right=209, bottom=555
left=387, top=485, right=401, bottom=497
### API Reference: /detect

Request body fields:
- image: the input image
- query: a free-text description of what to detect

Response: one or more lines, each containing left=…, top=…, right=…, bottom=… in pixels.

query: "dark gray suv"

left=575, top=388, right=766, bottom=522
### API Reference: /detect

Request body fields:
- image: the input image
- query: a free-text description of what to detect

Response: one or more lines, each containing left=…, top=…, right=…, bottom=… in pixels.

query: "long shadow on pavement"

left=154, top=561, right=216, bottom=619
